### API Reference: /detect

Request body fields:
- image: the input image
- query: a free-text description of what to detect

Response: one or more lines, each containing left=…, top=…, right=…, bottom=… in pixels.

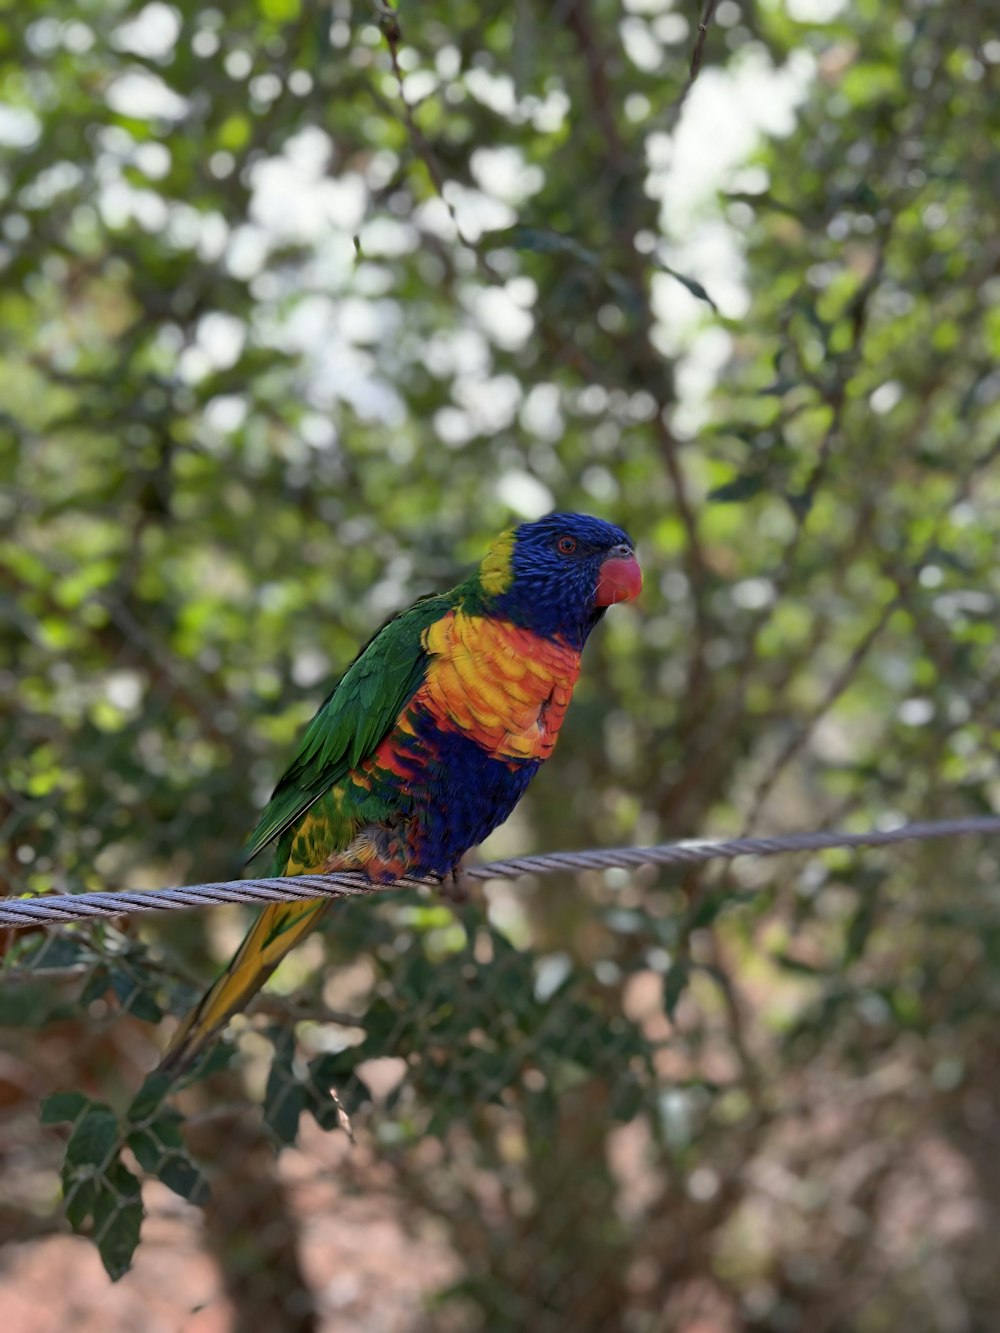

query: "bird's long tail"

left=159, top=897, right=329, bottom=1074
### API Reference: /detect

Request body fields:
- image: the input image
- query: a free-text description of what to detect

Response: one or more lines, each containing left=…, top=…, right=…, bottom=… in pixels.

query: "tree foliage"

left=3, top=0, right=1000, bottom=1327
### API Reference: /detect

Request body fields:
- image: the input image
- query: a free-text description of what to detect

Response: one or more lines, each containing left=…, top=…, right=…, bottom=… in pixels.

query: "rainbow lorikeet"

left=162, top=513, right=641, bottom=1070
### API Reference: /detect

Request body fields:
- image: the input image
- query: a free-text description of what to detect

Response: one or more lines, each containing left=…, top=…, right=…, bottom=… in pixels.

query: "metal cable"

left=2, top=815, right=999, bottom=931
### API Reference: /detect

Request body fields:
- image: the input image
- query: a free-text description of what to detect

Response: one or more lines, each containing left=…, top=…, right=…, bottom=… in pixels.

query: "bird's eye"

left=556, top=535, right=578, bottom=555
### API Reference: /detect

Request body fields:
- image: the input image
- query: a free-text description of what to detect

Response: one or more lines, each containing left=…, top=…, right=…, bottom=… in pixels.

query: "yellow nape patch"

left=479, top=529, right=515, bottom=596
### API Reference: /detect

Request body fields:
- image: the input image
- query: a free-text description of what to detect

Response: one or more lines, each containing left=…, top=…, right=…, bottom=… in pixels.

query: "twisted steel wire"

left=2, top=815, right=999, bottom=931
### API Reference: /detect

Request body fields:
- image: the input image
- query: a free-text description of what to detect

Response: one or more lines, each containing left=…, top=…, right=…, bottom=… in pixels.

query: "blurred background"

left=3, top=0, right=1000, bottom=1329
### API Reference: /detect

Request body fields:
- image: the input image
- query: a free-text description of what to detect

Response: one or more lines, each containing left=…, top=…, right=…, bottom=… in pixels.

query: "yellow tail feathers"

left=160, top=897, right=328, bottom=1074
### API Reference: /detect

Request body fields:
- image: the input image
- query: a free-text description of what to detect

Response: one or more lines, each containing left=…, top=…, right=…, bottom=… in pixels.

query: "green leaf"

left=656, top=262, right=719, bottom=312
left=41, top=1090, right=90, bottom=1124
left=785, top=489, right=814, bottom=520
left=80, top=965, right=110, bottom=1006
left=0, top=980, right=66, bottom=1027
left=844, top=890, right=880, bottom=964
left=126, top=1128, right=159, bottom=1173
left=496, top=225, right=598, bottom=262
left=488, top=226, right=639, bottom=307
left=127, top=1073, right=173, bottom=1124
left=28, top=935, right=92, bottom=968
left=708, top=473, right=767, bottom=504
left=155, top=1153, right=209, bottom=1205
left=686, top=889, right=758, bottom=931
left=610, top=1074, right=644, bottom=1121
left=58, top=1105, right=133, bottom=1272
left=263, top=1031, right=308, bottom=1145
left=64, top=1176, right=99, bottom=1233
left=92, top=1161, right=143, bottom=1281
left=127, top=1128, right=209, bottom=1205
left=773, top=952, right=829, bottom=977
left=110, top=966, right=163, bottom=1023
left=65, top=1103, right=119, bottom=1170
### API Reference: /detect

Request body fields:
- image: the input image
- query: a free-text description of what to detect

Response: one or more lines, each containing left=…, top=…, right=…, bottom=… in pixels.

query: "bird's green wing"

left=244, top=592, right=452, bottom=864
left=160, top=592, right=455, bottom=1074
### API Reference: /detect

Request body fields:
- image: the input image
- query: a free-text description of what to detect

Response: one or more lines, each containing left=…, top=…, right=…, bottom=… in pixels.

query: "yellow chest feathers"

left=416, top=611, right=581, bottom=761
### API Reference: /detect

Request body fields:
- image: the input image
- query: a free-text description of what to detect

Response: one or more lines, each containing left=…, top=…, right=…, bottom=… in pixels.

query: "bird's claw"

left=437, top=864, right=470, bottom=904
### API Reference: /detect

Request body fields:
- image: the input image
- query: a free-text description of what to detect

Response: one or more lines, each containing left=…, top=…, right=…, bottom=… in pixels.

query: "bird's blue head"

left=477, top=512, right=641, bottom=648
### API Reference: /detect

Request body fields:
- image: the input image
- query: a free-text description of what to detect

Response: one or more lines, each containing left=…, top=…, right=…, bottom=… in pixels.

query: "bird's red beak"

left=594, top=550, right=642, bottom=606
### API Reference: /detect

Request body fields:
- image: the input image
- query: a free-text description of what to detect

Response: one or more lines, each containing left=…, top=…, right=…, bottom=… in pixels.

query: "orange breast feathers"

left=416, top=611, right=582, bottom=761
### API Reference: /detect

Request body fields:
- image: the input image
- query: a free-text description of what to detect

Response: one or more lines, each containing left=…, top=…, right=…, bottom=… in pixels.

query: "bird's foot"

left=437, top=863, right=470, bottom=905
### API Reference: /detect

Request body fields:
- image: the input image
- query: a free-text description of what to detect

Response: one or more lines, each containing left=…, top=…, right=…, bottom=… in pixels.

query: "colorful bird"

left=162, top=513, right=641, bottom=1070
